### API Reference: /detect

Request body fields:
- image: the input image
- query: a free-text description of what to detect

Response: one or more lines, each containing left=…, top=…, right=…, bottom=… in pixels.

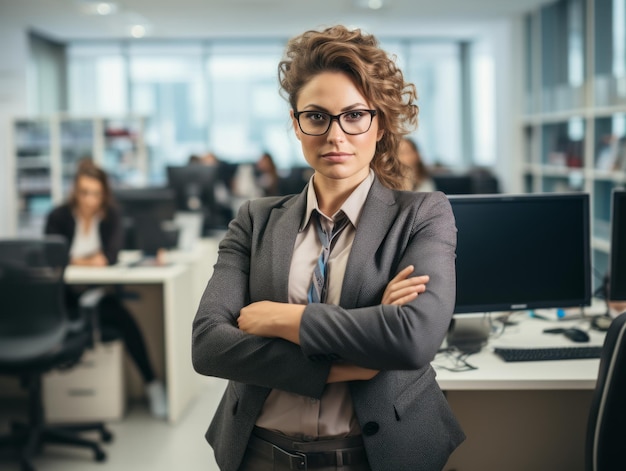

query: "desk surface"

left=434, top=314, right=606, bottom=391
left=64, top=239, right=217, bottom=285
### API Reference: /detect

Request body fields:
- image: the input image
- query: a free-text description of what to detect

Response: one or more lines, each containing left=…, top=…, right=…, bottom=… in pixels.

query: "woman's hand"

left=327, top=363, right=379, bottom=383
left=238, top=301, right=305, bottom=344
left=70, top=252, right=108, bottom=267
left=382, top=265, right=429, bottom=305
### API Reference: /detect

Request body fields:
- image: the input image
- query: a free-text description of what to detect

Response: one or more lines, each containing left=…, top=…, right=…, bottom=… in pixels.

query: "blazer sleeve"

left=299, top=191, right=457, bottom=371
left=191, top=200, right=331, bottom=399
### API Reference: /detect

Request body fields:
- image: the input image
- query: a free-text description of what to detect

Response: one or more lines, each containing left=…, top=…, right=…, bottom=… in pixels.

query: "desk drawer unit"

left=43, top=340, right=125, bottom=422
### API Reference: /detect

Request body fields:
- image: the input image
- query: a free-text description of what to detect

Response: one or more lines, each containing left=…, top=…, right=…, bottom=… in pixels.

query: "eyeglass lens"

left=298, top=110, right=373, bottom=136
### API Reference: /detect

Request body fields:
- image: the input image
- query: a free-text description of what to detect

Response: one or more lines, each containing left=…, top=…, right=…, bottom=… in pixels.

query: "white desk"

left=435, top=314, right=605, bottom=391
left=437, top=314, right=606, bottom=471
left=64, top=238, right=219, bottom=424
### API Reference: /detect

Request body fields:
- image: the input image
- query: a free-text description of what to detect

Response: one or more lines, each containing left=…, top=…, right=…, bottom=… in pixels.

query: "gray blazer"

left=192, top=177, right=465, bottom=471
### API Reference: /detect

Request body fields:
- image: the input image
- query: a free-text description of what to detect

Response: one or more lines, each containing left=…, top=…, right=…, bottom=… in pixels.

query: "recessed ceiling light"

left=130, top=24, right=146, bottom=38
left=352, top=0, right=386, bottom=10
left=96, top=3, right=113, bottom=15
left=79, top=1, right=118, bottom=16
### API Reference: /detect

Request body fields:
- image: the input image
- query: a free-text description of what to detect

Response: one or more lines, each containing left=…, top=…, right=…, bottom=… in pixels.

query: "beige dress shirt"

left=255, top=170, right=375, bottom=440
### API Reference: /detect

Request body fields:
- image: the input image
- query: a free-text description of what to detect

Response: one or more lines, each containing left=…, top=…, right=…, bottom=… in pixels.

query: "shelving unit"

left=522, top=0, right=626, bottom=291
left=9, top=114, right=149, bottom=236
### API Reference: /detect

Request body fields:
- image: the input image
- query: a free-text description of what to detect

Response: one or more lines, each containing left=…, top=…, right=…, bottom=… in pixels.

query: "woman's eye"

left=344, top=111, right=364, bottom=121
left=306, top=113, right=328, bottom=122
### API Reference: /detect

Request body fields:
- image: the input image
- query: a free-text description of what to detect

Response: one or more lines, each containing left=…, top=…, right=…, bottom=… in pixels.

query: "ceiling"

left=1, top=0, right=554, bottom=41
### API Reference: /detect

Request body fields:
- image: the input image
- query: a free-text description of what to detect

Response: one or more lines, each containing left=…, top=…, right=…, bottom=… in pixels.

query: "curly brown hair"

left=278, top=25, right=419, bottom=189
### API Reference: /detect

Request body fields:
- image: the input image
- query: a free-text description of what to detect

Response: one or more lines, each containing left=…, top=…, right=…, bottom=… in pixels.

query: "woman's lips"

left=321, top=152, right=352, bottom=162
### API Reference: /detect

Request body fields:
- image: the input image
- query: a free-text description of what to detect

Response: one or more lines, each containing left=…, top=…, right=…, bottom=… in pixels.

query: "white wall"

left=0, top=17, right=29, bottom=236
left=497, top=17, right=526, bottom=194
left=480, top=17, right=525, bottom=194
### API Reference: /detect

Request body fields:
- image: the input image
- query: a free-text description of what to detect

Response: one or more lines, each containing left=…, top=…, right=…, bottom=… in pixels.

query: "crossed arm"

left=237, top=265, right=430, bottom=383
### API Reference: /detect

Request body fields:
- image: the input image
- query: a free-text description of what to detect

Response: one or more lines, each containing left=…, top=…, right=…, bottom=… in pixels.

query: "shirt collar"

left=300, top=169, right=375, bottom=231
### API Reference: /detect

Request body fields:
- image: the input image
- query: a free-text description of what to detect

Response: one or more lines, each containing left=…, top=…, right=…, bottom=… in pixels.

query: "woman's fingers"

left=386, top=282, right=427, bottom=305
left=382, top=267, right=430, bottom=305
left=389, top=265, right=415, bottom=283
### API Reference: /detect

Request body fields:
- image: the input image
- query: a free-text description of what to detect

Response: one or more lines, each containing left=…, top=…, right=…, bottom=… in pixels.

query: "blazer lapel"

left=264, top=189, right=307, bottom=303
left=340, top=179, right=397, bottom=309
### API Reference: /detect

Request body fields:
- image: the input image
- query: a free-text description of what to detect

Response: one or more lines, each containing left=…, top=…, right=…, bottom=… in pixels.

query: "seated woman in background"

left=44, top=159, right=168, bottom=419
left=255, top=151, right=280, bottom=197
left=398, top=137, right=435, bottom=192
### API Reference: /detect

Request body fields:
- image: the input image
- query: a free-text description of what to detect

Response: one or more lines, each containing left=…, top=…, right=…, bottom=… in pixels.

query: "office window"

left=128, top=42, right=207, bottom=181
left=67, top=37, right=474, bottom=180
left=205, top=42, right=302, bottom=169
left=397, top=41, right=463, bottom=168
left=471, top=39, right=496, bottom=167
left=68, top=43, right=128, bottom=115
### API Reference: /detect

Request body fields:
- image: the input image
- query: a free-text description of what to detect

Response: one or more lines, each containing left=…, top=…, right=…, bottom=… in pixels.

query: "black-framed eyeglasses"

left=293, top=109, right=377, bottom=136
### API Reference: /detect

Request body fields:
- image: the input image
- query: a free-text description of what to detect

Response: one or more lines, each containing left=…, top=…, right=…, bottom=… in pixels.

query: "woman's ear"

left=290, top=110, right=302, bottom=142
left=377, top=129, right=384, bottom=142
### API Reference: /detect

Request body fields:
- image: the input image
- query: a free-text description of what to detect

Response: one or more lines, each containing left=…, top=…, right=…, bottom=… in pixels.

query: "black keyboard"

left=494, top=346, right=603, bottom=362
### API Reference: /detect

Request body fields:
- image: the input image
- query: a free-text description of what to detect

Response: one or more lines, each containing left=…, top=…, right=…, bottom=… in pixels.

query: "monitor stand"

left=445, top=316, right=491, bottom=354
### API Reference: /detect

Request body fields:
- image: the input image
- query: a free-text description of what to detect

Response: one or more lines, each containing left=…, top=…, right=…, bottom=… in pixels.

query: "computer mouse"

left=563, top=328, right=590, bottom=343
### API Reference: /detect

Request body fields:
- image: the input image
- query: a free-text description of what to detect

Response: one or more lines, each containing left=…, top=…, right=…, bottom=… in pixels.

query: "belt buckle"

left=271, top=444, right=307, bottom=470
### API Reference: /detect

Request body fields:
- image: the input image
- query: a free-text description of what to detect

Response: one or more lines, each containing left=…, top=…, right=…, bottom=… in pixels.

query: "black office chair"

left=0, top=237, right=113, bottom=471
left=586, top=311, right=626, bottom=471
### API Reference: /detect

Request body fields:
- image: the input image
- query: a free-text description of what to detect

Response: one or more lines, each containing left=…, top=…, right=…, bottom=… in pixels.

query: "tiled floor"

left=0, top=378, right=227, bottom=471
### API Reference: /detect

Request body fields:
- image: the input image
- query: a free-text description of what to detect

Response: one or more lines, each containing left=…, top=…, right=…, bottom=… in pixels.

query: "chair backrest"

left=586, top=311, right=626, bottom=471
left=0, top=237, right=69, bottom=340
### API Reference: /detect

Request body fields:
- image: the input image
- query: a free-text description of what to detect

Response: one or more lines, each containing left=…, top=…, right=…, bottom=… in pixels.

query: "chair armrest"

left=69, top=287, right=108, bottom=346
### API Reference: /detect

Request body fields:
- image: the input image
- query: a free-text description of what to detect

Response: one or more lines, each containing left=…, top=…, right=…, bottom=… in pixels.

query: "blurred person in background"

left=398, top=137, right=435, bottom=192
left=45, top=159, right=168, bottom=419
left=255, top=151, right=280, bottom=197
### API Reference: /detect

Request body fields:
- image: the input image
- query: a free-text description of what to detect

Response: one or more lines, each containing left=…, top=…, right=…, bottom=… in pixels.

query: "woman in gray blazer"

left=192, top=25, right=465, bottom=471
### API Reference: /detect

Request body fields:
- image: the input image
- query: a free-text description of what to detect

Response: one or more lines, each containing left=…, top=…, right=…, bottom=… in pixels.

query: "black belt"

left=248, top=427, right=368, bottom=470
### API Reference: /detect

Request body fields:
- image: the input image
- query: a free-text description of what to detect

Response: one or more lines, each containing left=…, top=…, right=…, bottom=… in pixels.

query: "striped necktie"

left=307, top=211, right=350, bottom=304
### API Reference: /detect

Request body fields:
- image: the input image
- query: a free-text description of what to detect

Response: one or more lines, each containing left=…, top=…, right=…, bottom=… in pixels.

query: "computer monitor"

left=166, top=165, right=218, bottom=213
left=609, top=189, right=626, bottom=301
left=277, top=166, right=314, bottom=195
left=166, top=164, right=233, bottom=233
left=432, top=174, right=474, bottom=195
left=114, top=187, right=178, bottom=256
left=450, top=193, right=591, bottom=314
left=446, top=193, right=591, bottom=351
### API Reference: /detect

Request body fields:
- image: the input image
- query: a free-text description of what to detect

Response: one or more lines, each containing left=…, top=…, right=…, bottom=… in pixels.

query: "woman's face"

left=75, top=175, right=104, bottom=217
left=291, top=71, right=383, bottom=188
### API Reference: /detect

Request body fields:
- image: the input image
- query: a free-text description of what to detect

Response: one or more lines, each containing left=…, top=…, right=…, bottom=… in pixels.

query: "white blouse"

left=70, top=215, right=102, bottom=259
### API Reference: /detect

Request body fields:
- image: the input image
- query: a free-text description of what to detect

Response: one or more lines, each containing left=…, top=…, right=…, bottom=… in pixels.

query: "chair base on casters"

left=0, top=374, right=113, bottom=471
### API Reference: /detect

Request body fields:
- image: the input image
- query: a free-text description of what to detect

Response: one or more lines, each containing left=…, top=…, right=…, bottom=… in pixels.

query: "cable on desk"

left=433, top=347, right=478, bottom=372
left=489, top=311, right=520, bottom=339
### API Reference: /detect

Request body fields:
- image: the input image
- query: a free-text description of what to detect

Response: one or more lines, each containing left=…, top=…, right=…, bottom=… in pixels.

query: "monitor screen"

left=449, top=193, right=591, bottom=314
left=432, top=174, right=474, bottom=195
left=166, top=165, right=218, bottom=213
left=609, top=189, right=626, bottom=301
left=114, top=187, right=178, bottom=255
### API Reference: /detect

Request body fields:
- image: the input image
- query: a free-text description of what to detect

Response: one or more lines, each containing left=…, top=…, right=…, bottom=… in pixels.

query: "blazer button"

left=362, top=422, right=379, bottom=436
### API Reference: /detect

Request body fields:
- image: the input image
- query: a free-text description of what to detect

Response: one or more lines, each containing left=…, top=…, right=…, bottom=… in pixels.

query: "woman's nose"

left=326, top=119, right=345, bottom=143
